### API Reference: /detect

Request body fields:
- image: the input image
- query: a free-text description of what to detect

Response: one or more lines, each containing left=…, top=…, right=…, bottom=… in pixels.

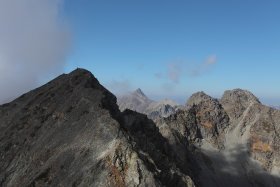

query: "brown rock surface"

left=156, top=89, right=280, bottom=186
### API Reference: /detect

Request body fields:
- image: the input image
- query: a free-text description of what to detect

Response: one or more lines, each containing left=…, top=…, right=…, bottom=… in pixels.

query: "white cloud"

left=155, top=55, right=218, bottom=84
left=191, top=55, right=217, bottom=76
left=0, top=0, right=71, bottom=104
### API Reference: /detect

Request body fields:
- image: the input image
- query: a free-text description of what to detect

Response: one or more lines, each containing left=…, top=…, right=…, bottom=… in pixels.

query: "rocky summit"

left=117, top=88, right=153, bottom=114
left=1, top=68, right=280, bottom=187
left=118, top=89, right=180, bottom=120
left=156, top=90, right=280, bottom=187
left=0, top=69, right=195, bottom=187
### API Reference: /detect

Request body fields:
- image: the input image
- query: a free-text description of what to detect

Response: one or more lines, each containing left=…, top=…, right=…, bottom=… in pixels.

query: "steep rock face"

left=186, top=92, right=230, bottom=148
left=155, top=109, right=201, bottom=172
left=156, top=89, right=280, bottom=186
left=220, top=89, right=280, bottom=174
left=248, top=105, right=280, bottom=172
left=220, top=89, right=261, bottom=120
left=0, top=69, right=195, bottom=187
left=121, top=110, right=195, bottom=186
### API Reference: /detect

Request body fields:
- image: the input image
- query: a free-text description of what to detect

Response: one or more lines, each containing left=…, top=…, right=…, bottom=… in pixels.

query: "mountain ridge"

left=0, top=68, right=196, bottom=187
left=156, top=88, right=280, bottom=186
left=1, top=68, right=280, bottom=187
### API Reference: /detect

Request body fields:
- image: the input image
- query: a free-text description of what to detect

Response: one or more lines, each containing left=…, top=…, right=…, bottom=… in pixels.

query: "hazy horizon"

left=0, top=0, right=279, bottom=106
left=110, top=86, right=280, bottom=106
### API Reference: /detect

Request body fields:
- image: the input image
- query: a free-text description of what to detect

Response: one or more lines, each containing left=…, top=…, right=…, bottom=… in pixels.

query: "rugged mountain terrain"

left=1, top=68, right=280, bottom=187
left=0, top=69, right=195, bottom=187
left=118, top=89, right=180, bottom=120
left=156, top=89, right=280, bottom=186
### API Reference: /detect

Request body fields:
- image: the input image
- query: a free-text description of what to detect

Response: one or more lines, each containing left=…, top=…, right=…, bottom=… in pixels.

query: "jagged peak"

left=132, top=88, right=147, bottom=98
left=186, top=91, right=216, bottom=106
left=221, top=88, right=261, bottom=104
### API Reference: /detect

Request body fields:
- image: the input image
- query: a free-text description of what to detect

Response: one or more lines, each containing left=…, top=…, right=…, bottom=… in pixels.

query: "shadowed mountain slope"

left=1, top=68, right=280, bottom=187
left=0, top=69, right=195, bottom=187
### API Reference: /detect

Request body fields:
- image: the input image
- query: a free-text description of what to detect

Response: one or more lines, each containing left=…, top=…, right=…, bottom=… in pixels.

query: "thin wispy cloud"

left=155, top=55, right=218, bottom=84
left=191, top=55, right=217, bottom=76
left=0, top=0, right=71, bottom=104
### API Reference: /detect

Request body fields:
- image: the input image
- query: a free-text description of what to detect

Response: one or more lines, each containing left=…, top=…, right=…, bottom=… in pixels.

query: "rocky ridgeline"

left=1, top=68, right=280, bottom=187
left=157, top=89, right=280, bottom=186
left=221, top=89, right=280, bottom=172
left=0, top=69, right=195, bottom=187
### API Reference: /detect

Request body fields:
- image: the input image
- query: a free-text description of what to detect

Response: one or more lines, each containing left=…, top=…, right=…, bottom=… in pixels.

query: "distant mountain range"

left=117, top=88, right=182, bottom=120
left=271, top=105, right=280, bottom=110
left=1, top=68, right=280, bottom=187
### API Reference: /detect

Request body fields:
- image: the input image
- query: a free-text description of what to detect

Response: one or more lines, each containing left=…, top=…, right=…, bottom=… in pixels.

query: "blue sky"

left=63, top=0, right=280, bottom=104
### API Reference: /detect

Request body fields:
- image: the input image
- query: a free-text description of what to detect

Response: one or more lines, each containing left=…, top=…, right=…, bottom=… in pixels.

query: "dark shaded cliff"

left=0, top=69, right=195, bottom=187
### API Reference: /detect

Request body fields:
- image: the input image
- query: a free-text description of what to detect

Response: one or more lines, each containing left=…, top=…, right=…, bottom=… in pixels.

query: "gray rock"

left=156, top=89, right=280, bottom=186
left=221, top=90, right=280, bottom=174
left=220, top=89, right=261, bottom=120
left=186, top=92, right=230, bottom=148
left=146, top=99, right=181, bottom=120
left=118, top=88, right=153, bottom=113
left=2, top=68, right=280, bottom=187
left=0, top=69, right=195, bottom=187
left=117, top=90, right=180, bottom=120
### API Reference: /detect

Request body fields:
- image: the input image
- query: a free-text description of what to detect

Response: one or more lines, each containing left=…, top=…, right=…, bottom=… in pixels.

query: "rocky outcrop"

left=121, top=110, right=195, bottom=186
left=220, top=90, right=280, bottom=174
left=118, top=90, right=180, bottom=120
left=156, top=89, right=280, bottom=186
left=220, top=89, right=261, bottom=120
left=0, top=69, right=195, bottom=187
left=186, top=92, right=230, bottom=148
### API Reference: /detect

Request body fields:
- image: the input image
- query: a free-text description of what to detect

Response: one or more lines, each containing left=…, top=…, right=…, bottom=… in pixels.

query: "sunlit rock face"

left=156, top=89, right=280, bottom=187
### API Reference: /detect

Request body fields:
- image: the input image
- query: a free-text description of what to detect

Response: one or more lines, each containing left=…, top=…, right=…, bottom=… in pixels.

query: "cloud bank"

left=0, top=0, right=70, bottom=104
